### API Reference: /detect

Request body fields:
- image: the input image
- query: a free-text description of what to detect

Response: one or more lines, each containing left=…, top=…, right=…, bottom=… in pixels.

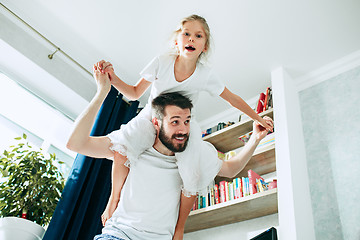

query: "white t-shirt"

left=108, top=53, right=224, bottom=198
left=140, top=53, right=226, bottom=109
left=102, top=147, right=182, bottom=240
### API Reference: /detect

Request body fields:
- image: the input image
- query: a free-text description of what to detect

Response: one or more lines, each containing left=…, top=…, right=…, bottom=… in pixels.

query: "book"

left=267, top=88, right=273, bottom=109
left=233, top=178, right=238, bottom=199
left=225, top=151, right=236, bottom=161
left=217, top=151, right=226, bottom=160
left=238, top=178, right=243, bottom=198
left=248, top=169, right=264, bottom=195
left=257, top=132, right=275, bottom=150
left=225, top=181, right=229, bottom=202
left=214, top=184, right=220, bottom=204
left=256, top=179, right=264, bottom=192
left=263, top=87, right=271, bottom=112
left=242, top=177, right=250, bottom=196
left=210, top=187, right=214, bottom=206
left=239, top=131, right=253, bottom=144
left=229, top=182, right=234, bottom=201
left=256, top=92, right=266, bottom=114
left=219, top=181, right=226, bottom=203
left=246, top=178, right=250, bottom=196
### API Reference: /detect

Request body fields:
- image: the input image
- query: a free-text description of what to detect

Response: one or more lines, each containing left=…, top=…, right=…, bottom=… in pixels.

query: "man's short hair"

left=152, top=92, right=193, bottom=121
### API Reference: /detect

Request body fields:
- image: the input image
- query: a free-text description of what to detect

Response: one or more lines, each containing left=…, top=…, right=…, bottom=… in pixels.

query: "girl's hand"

left=96, top=60, right=115, bottom=78
left=93, top=64, right=111, bottom=94
left=257, top=116, right=274, bottom=132
left=253, top=116, right=273, bottom=140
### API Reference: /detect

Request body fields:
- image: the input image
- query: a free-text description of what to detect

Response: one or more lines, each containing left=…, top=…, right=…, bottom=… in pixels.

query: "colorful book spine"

left=217, top=151, right=226, bottom=160
left=256, top=92, right=266, bottom=114
left=214, top=184, right=220, bottom=204
left=257, top=133, right=275, bottom=149
left=248, top=169, right=264, bottom=195
left=263, top=87, right=271, bottom=112
left=210, top=187, right=215, bottom=206
left=225, top=181, right=229, bottom=202
left=245, top=177, right=250, bottom=196
left=229, top=182, right=234, bottom=201
left=237, top=178, right=243, bottom=198
left=233, top=178, right=238, bottom=199
left=219, top=181, right=226, bottom=203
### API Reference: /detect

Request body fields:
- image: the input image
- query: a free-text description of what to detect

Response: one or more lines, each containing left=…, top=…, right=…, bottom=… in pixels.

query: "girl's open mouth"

left=185, top=46, right=196, bottom=51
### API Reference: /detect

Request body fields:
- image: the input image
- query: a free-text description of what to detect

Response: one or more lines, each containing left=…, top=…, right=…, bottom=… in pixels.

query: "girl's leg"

left=176, top=120, right=222, bottom=196
left=101, top=152, right=129, bottom=226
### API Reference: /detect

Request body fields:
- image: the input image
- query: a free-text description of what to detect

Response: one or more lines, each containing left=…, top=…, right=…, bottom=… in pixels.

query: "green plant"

left=0, top=134, right=65, bottom=226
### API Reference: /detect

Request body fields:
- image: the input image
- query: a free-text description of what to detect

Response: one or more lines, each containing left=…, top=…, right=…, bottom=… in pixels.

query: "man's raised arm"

left=217, top=116, right=273, bottom=178
left=66, top=65, right=114, bottom=159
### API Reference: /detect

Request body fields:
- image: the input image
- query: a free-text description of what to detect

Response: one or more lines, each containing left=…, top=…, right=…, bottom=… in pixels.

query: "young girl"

left=99, top=14, right=273, bottom=226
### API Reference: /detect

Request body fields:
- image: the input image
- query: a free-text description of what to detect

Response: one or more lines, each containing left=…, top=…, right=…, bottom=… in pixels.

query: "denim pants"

left=94, top=233, right=125, bottom=240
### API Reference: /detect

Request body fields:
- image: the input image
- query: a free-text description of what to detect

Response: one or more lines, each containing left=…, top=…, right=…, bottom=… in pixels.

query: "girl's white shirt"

left=107, top=53, right=224, bottom=196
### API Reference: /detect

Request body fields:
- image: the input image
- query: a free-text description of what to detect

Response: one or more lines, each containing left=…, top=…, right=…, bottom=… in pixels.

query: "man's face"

left=158, top=105, right=191, bottom=153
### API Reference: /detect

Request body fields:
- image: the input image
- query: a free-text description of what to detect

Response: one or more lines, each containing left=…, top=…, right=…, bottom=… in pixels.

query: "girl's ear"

left=202, top=45, right=208, bottom=53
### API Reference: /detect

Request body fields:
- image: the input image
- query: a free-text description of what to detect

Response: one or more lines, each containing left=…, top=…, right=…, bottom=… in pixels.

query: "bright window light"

left=0, top=72, right=76, bottom=180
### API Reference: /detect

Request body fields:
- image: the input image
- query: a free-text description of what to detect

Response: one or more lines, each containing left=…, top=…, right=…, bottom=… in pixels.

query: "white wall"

left=0, top=7, right=94, bottom=120
left=191, top=50, right=360, bottom=240
left=298, top=53, right=360, bottom=240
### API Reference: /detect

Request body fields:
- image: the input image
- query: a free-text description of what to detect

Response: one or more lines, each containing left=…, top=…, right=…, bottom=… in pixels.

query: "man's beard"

left=158, top=126, right=189, bottom=153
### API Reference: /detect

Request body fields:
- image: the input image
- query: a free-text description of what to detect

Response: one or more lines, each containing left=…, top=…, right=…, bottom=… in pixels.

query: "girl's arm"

left=66, top=65, right=114, bottom=159
left=220, top=87, right=273, bottom=132
left=173, top=193, right=197, bottom=240
left=97, top=60, right=152, bottom=101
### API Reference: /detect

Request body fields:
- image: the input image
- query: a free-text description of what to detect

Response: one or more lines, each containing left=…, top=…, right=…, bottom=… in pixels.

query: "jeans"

left=94, top=233, right=125, bottom=240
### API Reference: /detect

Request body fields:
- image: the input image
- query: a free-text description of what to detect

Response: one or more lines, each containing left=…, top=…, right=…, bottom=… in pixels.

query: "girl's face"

left=175, top=20, right=208, bottom=59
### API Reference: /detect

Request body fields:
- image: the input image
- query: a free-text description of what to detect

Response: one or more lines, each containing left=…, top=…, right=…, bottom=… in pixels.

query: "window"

left=0, top=72, right=77, bottom=180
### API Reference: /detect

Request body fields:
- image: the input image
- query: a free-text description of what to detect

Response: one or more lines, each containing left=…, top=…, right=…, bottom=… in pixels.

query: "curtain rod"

left=0, top=2, right=92, bottom=77
left=1, top=3, right=132, bottom=106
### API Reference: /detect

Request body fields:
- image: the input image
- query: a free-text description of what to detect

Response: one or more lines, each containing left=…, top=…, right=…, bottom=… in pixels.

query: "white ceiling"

left=2, top=0, right=360, bottom=123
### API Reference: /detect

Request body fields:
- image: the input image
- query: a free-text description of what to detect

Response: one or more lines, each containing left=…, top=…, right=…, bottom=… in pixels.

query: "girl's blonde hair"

left=170, top=14, right=212, bottom=62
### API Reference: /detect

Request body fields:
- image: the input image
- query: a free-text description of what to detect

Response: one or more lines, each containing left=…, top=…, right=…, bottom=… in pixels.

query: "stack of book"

left=191, top=169, right=276, bottom=211
left=256, top=87, right=273, bottom=114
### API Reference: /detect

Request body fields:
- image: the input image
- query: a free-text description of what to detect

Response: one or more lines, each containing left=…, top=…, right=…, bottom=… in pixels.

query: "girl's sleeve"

left=106, top=115, right=156, bottom=167
left=204, top=70, right=226, bottom=96
left=139, top=56, right=160, bottom=82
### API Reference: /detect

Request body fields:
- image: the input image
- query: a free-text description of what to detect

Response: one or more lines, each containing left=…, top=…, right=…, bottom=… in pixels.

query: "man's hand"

left=253, top=116, right=273, bottom=141
left=96, top=60, right=115, bottom=78
left=93, top=64, right=111, bottom=94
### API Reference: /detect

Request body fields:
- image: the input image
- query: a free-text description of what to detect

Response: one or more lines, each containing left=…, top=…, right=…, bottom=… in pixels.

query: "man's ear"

left=152, top=117, right=160, bottom=133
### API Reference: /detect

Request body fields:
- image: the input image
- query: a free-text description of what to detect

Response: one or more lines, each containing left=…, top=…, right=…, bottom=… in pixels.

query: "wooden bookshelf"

left=202, top=108, right=274, bottom=153
left=184, top=108, right=277, bottom=233
left=184, top=188, right=278, bottom=233
left=216, top=143, right=276, bottom=182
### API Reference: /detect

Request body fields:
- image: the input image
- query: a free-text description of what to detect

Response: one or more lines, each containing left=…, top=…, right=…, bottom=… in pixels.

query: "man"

left=67, top=68, right=273, bottom=240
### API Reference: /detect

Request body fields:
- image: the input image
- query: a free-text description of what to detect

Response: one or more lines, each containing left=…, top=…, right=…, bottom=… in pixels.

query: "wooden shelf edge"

left=253, top=142, right=275, bottom=156
left=202, top=109, right=274, bottom=153
left=202, top=108, right=274, bottom=141
left=215, top=143, right=276, bottom=182
left=189, top=188, right=277, bottom=216
left=185, top=188, right=278, bottom=233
